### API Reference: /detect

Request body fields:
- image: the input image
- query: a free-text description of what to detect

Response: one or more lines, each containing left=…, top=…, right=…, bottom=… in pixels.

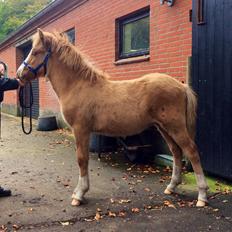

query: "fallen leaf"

left=144, top=187, right=151, bottom=192
left=118, top=199, right=131, bottom=204
left=163, top=166, right=172, bottom=173
left=118, top=211, right=126, bottom=217
left=177, top=202, right=186, bottom=207
left=213, top=208, right=219, bottom=212
left=128, top=181, right=136, bottom=185
left=12, top=224, right=20, bottom=230
left=168, top=204, right=176, bottom=209
left=0, top=225, right=7, bottom=231
left=108, top=211, right=116, bottom=217
left=122, top=176, right=128, bottom=180
left=60, top=221, right=70, bottom=226
left=94, top=212, right=101, bottom=221
left=62, top=179, right=70, bottom=187
left=132, top=208, right=140, bottom=213
left=187, top=201, right=194, bottom=207
left=223, top=187, right=231, bottom=194
left=151, top=169, right=160, bottom=174
left=163, top=200, right=175, bottom=208
left=84, top=218, right=94, bottom=222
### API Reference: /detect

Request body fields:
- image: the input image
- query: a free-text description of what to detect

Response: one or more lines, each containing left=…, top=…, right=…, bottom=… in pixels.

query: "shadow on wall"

left=1, top=103, right=20, bottom=116
left=39, top=110, right=70, bottom=130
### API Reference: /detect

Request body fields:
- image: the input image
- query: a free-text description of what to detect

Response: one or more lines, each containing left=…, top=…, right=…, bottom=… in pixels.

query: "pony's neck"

left=47, top=58, right=75, bottom=98
left=46, top=54, right=105, bottom=99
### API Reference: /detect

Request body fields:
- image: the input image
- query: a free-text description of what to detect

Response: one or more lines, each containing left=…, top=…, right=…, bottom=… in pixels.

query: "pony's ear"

left=38, top=28, right=45, bottom=43
left=37, top=28, right=52, bottom=50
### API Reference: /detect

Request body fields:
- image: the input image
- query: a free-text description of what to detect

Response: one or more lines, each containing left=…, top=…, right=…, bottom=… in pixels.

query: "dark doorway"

left=192, top=0, right=232, bottom=180
left=20, top=42, right=40, bottom=119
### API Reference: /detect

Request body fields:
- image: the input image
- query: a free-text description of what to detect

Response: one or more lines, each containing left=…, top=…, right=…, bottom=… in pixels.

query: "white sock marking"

left=73, top=175, right=89, bottom=201
left=167, top=164, right=182, bottom=191
left=195, top=173, right=208, bottom=202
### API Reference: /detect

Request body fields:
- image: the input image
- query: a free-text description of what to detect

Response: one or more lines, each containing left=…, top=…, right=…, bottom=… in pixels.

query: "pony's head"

left=17, top=28, right=107, bottom=84
left=17, top=29, right=54, bottom=83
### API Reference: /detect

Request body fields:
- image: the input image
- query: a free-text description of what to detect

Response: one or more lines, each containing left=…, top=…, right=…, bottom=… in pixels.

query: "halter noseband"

left=23, top=49, right=51, bottom=77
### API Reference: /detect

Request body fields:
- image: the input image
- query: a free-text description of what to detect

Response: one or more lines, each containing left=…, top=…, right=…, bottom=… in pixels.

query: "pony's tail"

left=185, top=85, right=197, bottom=139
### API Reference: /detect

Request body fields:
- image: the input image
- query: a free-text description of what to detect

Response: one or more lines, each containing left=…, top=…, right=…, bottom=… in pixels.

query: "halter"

left=23, top=49, right=51, bottom=77
left=19, top=48, right=51, bottom=135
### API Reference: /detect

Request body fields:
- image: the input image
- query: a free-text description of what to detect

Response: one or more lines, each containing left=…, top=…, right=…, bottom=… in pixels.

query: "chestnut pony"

left=17, top=29, right=208, bottom=207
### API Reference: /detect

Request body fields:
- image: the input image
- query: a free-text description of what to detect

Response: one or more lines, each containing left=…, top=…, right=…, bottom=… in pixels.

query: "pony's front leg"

left=71, top=129, right=90, bottom=206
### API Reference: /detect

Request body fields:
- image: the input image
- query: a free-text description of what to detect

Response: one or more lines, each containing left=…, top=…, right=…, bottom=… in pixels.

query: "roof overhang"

left=0, top=0, right=88, bottom=52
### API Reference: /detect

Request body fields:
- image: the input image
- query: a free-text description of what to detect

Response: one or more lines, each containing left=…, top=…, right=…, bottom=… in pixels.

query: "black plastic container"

left=37, top=116, right=58, bottom=131
left=89, top=134, right=118, bottom=153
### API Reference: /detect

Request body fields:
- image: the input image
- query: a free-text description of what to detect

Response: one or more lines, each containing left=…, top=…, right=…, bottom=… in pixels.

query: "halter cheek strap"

left=23, top=49, right=51, bottom=77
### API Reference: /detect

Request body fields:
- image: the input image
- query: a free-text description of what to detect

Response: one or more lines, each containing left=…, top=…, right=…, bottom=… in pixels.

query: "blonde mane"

left=35, top=31, right=108, bottom=83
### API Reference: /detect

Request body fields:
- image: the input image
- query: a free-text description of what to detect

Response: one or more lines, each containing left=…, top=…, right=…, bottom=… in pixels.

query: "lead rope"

left=19, top=82, right=33, bottom=135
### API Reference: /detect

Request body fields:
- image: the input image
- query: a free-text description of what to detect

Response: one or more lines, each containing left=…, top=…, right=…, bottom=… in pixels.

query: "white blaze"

left=16, top=52, right=30, bottom=77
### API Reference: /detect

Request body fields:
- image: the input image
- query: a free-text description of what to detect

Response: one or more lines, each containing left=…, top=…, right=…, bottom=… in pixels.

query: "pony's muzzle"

left=16, top=63, right=25, bottom=79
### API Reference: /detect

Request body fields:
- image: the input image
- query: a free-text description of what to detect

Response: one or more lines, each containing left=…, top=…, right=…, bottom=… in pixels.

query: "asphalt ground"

left=0, top=114, right=231, bottom=232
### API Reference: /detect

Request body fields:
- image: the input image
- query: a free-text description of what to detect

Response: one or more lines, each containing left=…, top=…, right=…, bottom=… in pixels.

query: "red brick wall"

left=153, top=0, right=192, bottom=82
left=39, top=78, right=60, bottom=113
left=0, top=47, right=18, bottom=106
left=0, top=0, right=192, bottom=114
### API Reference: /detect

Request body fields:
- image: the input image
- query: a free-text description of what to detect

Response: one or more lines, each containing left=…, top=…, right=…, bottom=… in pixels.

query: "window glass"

left=118, top=9, right=150, bottom=59
left=122, top=16, right=149, bottom=56
left=66, top=28, right=75, bottom=44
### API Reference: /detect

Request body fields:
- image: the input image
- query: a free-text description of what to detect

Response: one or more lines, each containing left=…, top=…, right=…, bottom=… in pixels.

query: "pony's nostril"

left=16, top=64, right=24, bottom=78
left=16, top=70, right=21, bottom=78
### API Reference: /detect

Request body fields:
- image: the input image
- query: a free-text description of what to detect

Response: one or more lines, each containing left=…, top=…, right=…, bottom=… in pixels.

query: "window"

left=65, top=28, right=75, bottom=44
left=117, top=8, right=150, bottom=60
left=197, top=0, right=205, bottom=24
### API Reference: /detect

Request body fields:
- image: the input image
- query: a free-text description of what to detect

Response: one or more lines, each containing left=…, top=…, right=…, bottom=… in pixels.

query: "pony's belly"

left=94, top=117, right=150, bottom=137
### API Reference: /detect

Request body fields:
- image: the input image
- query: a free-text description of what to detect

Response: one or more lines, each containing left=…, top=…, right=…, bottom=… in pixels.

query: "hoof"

left=71, top=198, right=81, bottom=206
left=164, top=188, right=173, bottom=195
left=196, top=200, right=206, bottom=207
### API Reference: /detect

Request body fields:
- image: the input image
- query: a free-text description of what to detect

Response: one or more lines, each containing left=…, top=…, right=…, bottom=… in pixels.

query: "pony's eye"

left=32, top=50, right=39, bottom=56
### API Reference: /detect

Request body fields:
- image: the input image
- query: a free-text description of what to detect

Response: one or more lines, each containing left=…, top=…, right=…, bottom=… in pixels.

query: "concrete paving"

left=0, top=114, right=231, bottom=232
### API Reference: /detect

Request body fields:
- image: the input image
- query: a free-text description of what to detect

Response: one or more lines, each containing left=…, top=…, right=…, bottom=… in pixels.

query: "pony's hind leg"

left=158, top=128, right=183, bottom=194
left=170, top=129, right=208, bottom=207
left=71, top=128, right=90, bottom=206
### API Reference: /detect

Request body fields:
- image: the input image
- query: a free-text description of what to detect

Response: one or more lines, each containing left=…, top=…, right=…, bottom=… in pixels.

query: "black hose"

left=19, top=82, right=33, bottom=135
